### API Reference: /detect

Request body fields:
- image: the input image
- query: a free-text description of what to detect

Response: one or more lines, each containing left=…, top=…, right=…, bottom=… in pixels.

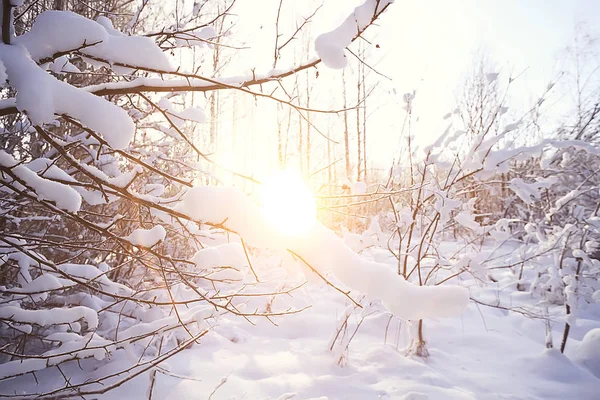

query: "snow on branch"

left=16, top=11, right=173, bottom=71
left=176, top=186, right=469, bottom=321
left=315, top=0, right=393, bottom=69
left=0, top=44, right=135, bottom=149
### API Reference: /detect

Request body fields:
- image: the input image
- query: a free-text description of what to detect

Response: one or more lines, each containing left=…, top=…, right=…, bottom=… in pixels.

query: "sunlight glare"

left=261, top=171, right=317, bottom=235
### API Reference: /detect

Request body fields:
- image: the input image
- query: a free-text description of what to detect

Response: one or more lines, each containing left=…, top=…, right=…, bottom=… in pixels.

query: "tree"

left=3, top=1, right=471, bottom=397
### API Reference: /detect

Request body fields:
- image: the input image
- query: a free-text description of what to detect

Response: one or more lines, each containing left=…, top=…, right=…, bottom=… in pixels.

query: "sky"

left=202, top=0, right=600, bottom=181
left=371, top=0, right=600, bottom=161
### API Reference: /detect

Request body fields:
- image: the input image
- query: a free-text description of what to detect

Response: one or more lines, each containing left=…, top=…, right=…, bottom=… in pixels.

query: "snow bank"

left=572, top=328, right=600, bottom=378
left=177, top=186, right=469, bottom=321
left=314, top=0, right=393, bottom=69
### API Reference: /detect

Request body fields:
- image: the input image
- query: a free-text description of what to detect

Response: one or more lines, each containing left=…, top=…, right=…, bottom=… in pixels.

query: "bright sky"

left=208, top=0, right=600, bottom=181
left=372, top=0, right=600, bottom=162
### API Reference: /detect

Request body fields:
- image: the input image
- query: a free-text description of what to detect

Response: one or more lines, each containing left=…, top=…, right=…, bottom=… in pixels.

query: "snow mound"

left=572, top=328, right=600, bottom=378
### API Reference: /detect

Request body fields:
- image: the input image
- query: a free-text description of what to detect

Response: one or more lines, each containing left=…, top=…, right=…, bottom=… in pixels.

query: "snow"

left=16, top=11, right=173, bottom=71
left=14, top=242, right=596, bottom=400
left=176, top=186, right=469, bottom=321
left=192, top=242, right=246, bottom=269
left=0, top=59, right=6, bottom=84
left=49, top=55, right=80, bottom=75
left=0, top=150, right=82, bottom=212
left=174, top=27, right=217, bottom=48
left=510, top=176, right=558, bottom=205
left=351, top=181, right=367, bottom=194
left=454, top=211, right=483, bottom=233
left=123, top=225, right=167, bottom=247
left=0, top=44, right=135, bottom=150
left=7, top=274, right=72, bottom=295
left=315, top=0, right=393, bottom=69
left=56, top=263, right=133, bottom=295
left=0, top=304, right=98, bottom=330
left=3, top=2, right=600, bottom=399
left=2, top=233, right=600, bottom=398
left=158, top=97, right=206, bottom=125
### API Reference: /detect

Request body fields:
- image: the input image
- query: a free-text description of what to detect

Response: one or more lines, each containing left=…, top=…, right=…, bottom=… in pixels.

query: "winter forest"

left=1, top=0, right=600, bottom=398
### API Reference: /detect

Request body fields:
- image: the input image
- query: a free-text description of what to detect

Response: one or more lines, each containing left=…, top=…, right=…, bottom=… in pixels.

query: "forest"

left=0, top=0, right=599, bottom=398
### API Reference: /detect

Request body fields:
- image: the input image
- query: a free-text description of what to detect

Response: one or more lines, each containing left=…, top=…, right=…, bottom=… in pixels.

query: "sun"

left=260, top=171, right=317, bottom=235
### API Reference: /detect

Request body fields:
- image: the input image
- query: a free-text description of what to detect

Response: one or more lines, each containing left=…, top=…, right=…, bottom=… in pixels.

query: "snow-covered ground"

left=49, top=244, right=600, bottom=400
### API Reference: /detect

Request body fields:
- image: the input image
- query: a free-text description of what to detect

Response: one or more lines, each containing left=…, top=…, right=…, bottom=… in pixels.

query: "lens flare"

left=260, top=171, right=316, bottom=235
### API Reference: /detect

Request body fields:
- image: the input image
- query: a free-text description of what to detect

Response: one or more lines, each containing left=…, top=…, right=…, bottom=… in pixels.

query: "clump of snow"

left=49, top=55, right=80, bottom=75
left=56, top=263, right=132, bottom=295
left=192, top=242, right=246, bottom=269
left=0, top=304, right=98, bottom=330
left=0, top=44, right=134, bottom=149
left=124, top=225, right=166, bottom=247
left=192, top=242, right=246, bottom=281
left=175, top=26, right=217, bottom=48
left=352, top=181, right=367, bottom=194
left=157, top=97, right=206, bottom=125
left=315, top=0, right=393, bottom=69
left=0, top=150, right=81, bottom=212
left=455, top=211, right=482, bottom=233
left=16, top=11, right=173, bottom=71
left=509, top=177, right=557, bottom=205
